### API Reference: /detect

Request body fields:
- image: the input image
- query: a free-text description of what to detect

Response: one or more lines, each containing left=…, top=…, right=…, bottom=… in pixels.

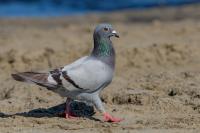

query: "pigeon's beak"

left=111, top=30, right=119, bottom=38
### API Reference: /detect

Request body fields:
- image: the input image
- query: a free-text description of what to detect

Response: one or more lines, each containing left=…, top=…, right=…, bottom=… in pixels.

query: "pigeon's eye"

left=104, top=27, right=109, bottom=32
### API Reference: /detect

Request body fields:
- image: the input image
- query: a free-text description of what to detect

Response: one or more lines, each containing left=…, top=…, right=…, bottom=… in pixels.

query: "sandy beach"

left=0, top=4, right=200, bottom=133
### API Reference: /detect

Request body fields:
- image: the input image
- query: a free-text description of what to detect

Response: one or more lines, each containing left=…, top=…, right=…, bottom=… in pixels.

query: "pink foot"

left=103, top=112, right=123, bottom=123
left=65, top=112, right=76, bottom=119
left=64, top=98, right=77, bottom=119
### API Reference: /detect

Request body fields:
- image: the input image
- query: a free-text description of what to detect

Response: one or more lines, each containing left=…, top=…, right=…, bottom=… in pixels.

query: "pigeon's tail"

left=12, top=72, right=56, bottom=89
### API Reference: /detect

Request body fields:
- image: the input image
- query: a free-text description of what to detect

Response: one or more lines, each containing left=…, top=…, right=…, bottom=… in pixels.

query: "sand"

left=0, top=4, right=200, bottom=133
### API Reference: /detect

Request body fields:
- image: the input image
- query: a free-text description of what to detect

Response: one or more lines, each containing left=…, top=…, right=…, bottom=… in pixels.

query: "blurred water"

left=0, top=0, right=199, bottom=17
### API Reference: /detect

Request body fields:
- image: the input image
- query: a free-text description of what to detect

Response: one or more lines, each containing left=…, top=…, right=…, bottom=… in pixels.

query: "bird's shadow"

left=0, top=101, right=100, bottom=121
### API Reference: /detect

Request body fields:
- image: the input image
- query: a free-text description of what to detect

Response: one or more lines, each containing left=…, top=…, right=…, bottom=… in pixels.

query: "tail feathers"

left=12, top=72, right=56, bottom=89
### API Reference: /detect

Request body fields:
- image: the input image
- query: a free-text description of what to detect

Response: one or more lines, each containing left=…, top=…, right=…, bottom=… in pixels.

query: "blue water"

left=0, top=0, right=199, bottom=17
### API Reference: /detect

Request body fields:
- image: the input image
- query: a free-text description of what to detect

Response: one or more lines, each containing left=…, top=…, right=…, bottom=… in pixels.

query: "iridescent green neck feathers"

left=97, top=39, right=113, bottom=56
left=92, top=38, right=114, bottom=57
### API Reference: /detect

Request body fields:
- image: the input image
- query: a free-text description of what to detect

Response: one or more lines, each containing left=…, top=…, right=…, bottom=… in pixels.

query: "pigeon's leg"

left=64, top=97, right=77, bottom=119
left=93, top=95, right=123, bottom=123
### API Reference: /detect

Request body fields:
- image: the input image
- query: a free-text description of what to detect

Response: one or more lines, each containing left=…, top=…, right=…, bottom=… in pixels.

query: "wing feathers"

left=12, top=72, right=56, bottom=88
left=49, top=68, right=63, bottom=85
left=62, top=71, right=84, bottom=90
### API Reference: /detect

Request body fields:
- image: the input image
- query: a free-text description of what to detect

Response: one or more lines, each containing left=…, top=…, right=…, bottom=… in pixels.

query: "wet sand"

left=0, top=4, right=200, bottom=133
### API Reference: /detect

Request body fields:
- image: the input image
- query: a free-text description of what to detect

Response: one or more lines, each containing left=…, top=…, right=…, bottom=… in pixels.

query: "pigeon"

left=12, top=24, right=122, bottom=122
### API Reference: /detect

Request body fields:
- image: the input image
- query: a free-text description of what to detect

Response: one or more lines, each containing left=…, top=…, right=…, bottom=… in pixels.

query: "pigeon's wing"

left=60, top=58, right=113, bottom=93
left=47, top=56, right=88, bottom=85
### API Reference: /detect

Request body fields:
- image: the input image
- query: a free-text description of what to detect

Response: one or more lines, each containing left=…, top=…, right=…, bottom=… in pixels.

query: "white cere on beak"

left=112, top=30, right=117, bottom=34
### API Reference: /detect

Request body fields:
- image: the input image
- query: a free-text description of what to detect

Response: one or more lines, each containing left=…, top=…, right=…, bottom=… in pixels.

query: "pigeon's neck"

left=91, top=37, right=115, bottom=68
left=92, top=38, right=114, bottom=56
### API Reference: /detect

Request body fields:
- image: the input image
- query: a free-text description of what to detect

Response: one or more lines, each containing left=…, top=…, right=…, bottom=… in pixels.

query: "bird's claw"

left=103, top=112, right=123, bottom=122
left=65, top=112, right=77, bottom=119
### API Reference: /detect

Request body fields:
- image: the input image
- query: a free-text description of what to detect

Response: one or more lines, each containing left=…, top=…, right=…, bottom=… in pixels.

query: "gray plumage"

left=12, top=24, right=119, bottom=113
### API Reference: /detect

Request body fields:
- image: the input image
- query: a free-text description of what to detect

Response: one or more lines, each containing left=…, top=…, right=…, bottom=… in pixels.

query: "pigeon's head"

left=94, top=24, right=119, bottom=39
